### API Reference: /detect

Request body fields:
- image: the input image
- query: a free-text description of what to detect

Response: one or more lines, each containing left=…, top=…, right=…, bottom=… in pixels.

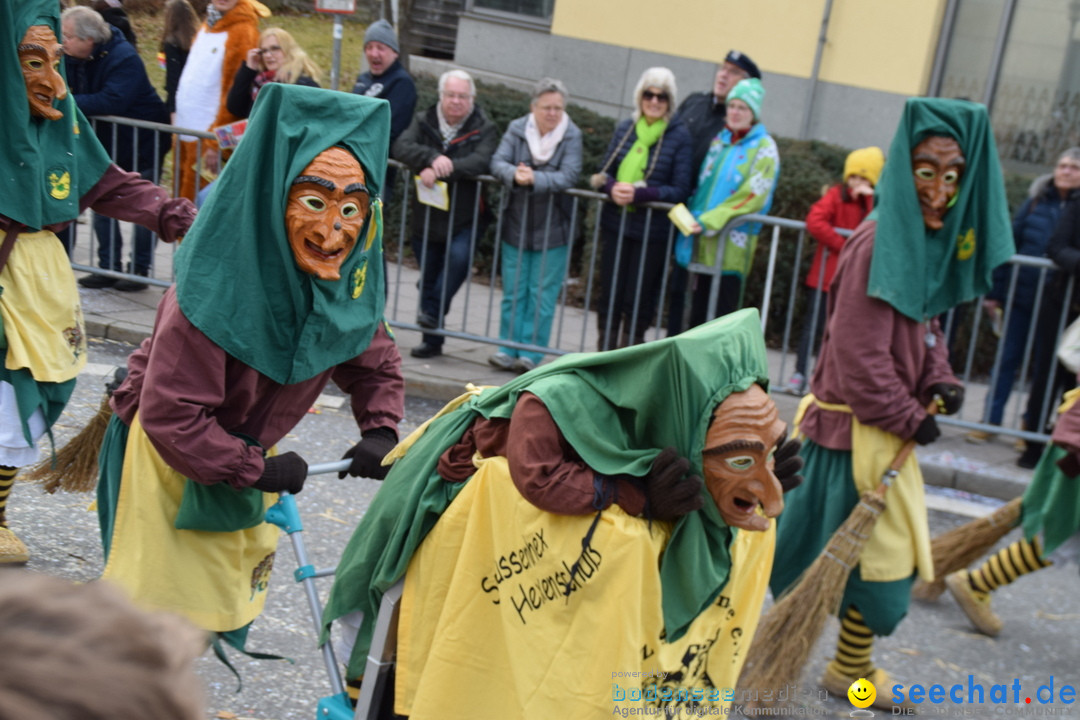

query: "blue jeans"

left=92, top=213, right=155, bottom=272
left=498, top=242, right=568, bottom=364
left=795, top=288, right=829, bottom=377
left=94, top=166, right=157, bottom=272
left=983, top=301, right=1035, bottom=426
left=411, top=223, right=483, bottom=348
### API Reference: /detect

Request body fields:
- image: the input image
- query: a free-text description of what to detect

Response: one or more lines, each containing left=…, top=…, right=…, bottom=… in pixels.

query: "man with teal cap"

left=768, top=98, right=1014, bottom=709
left=0, top=0, right=196, bottom=564
left=95, top=84, right=404, bottom=655
left=321, top=308, right=804, bottom=714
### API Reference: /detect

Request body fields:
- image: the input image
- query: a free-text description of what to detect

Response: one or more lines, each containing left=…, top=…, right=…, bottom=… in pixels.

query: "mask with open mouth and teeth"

left=702, top=384, right=786, bottom=532
left=285, top=146, right=371, bottom=280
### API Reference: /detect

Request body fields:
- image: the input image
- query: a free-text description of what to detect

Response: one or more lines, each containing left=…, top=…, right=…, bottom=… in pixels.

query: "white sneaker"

left=784, top=372, right=806, bottom=396
left=488, top=353, right=515, bottom=371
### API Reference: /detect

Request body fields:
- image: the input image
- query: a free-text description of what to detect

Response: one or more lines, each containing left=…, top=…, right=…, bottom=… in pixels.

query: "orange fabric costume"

left=173, top=0, right=263, bottom=200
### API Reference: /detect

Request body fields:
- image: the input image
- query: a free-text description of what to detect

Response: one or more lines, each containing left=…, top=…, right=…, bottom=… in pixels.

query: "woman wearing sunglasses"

left=226, top=27, right=321, bottom=119
left=591, top=66, right=693, bottom=350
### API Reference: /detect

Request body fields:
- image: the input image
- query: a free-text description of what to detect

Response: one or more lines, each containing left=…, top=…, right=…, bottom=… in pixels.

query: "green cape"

left=0, top=0, right=111, bottom=229
left=174, top=84, right=391, bottom=384
left=321, top=309, right=771, bottom=676
left=868, top=98, right=1013, bottom=322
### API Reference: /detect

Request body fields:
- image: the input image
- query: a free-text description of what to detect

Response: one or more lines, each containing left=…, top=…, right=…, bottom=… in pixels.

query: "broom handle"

left=873, top=399, right=940, bottom=498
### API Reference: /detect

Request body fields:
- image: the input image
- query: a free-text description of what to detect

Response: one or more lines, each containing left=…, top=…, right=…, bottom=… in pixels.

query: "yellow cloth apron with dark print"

left=0, top=231, right=86, bottom=381
left=394, top=455, right=774, bottom=719
left=794, top=394, right=933, bottom=582
left=101, top=413, right=280, bottom=632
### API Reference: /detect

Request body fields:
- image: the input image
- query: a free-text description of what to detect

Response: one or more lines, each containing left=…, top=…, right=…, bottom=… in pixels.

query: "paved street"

left=10, top=337, right=1080, bottom=720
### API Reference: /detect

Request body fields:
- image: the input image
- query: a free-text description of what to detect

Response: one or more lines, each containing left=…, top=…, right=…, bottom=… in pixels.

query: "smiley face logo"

left=847, top=677, right=876, bottom=708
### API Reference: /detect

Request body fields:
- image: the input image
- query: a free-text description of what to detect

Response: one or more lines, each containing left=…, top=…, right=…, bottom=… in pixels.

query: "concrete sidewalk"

left=74, top=241, right=1038, bottom=505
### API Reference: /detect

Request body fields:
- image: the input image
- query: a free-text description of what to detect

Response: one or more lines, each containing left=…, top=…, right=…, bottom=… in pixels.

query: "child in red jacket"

left=785, top=146, right=885, bottom=395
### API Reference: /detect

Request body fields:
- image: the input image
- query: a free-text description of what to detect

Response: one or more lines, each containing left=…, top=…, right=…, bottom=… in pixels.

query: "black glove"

left=644, top=447, right=704, bottom=522
left=773, top=432, right=804, bottom=493
left=252, top=451, right=308, bottom=494
left=338, top=426, right=398, bottom=480
left=1056, top=452, right=1080, bottom=478
left=913, top=415, right=940, bottom=445
left=104, top=366, right=128, bottom=397
left=930, top=383, right=965, bottom=415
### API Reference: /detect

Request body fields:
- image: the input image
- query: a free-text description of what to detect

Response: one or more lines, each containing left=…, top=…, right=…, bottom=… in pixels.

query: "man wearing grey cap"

left=667, top=49, right=761, bottom=335
left=352, top=19, right=417, bottom=147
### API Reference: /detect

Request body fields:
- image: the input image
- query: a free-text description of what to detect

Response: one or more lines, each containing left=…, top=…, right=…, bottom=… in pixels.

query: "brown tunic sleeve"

left=436, top=392, right=645, bottom=516
left=47, top=164, right=197, bottom=242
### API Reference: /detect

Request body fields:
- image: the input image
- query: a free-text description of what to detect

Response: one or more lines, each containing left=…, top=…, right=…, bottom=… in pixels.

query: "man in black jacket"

left=667, top=49, right=761, bottom=335
left=392, top=68, right=499, bottom=359
left=62, top=5, right=169, bottom=291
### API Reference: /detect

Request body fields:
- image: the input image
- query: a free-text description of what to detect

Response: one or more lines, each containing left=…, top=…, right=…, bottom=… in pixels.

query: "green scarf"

left=174, top=84, right=391, bottom=385
left=615, top=116, right=668, bottom=184
left=0, top=0, right=111, bottom=229
left=867, top=98, right=1013, bottom=321
left=322, top=309, right=770, bottom=674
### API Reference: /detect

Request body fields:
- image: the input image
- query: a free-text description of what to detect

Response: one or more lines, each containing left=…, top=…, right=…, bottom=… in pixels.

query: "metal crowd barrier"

left=79, top=116, right=1073, bottom=446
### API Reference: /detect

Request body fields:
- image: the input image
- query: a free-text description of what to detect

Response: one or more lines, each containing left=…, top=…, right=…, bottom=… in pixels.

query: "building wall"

left=452, top=0, right=949, bottom=152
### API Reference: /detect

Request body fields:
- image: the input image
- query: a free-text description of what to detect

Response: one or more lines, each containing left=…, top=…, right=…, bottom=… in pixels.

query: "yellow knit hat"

left=844, top=146, right=885, bottom=186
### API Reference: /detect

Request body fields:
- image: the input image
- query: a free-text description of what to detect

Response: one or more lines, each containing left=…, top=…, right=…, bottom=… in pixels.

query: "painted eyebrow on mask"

left=703, top=439, right=766, bottom=456
left=344, top=181, right=369, bottom=196
left=292, top=175, right=335, bottom=191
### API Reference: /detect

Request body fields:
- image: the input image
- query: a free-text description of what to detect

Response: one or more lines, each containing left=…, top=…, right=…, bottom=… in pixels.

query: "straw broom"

left=911, top=496, right=1022, bottom=600
left=22, top=394, right=112, bottom=494
left=738, top=408, right=930, bottom=695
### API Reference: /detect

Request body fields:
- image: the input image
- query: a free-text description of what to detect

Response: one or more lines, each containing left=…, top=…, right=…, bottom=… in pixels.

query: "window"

left=472, top=0, right=553, bottom=21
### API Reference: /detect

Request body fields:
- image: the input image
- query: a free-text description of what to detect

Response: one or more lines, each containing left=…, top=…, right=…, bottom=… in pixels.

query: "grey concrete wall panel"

left=455, top=15, right=550, bottom=84
left=754, top=71, right=806, bottom=140
left=803, top=81, right=907, bottom=151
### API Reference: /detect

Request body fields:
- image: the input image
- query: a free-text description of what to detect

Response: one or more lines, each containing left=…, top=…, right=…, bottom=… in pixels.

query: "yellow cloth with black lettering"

left=395, top=455, right=774, bottom=718
left=0, top=231, right=86, bottom=382
left=793, top=394, right=932, bottom=582
left=101, top=413, right=280, bottom=631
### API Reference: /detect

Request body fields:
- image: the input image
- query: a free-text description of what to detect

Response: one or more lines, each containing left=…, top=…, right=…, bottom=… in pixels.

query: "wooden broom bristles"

left=911, top=496, right=1022, bottom=601
left=738, top=491, right=886, bottom=696
left=23, top=394, right=113, bottom=494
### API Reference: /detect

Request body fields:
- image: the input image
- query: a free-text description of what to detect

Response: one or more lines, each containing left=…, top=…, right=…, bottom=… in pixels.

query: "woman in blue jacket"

left=591, top=67, right=693, bottom=350
left=971, top=147, right=1080, bottom=448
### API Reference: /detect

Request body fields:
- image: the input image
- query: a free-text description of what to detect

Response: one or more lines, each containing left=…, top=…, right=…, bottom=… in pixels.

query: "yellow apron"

left=0, top=231, right=86, bottom=381
left=101, top=413, right=280, bottom=632
left=794, top=394, right=933, bottom=582
left=395, top=455, right=773, bottom=718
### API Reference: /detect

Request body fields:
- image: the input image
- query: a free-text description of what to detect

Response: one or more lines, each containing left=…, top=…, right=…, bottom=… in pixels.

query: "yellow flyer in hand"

left=414, top=176, right=450, bottom=211
left=668, top=203, right=697, bottom=236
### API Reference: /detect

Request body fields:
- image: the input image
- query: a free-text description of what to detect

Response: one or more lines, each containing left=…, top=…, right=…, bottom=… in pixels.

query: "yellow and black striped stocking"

left=833, top=605, right=875, bottom=678
left=969, top=537, right=1052, bottom=594
left=0, top=466, right=18, bottom=528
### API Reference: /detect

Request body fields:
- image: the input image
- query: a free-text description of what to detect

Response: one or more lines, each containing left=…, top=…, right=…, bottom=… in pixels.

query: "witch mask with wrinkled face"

left=702, top=385, right=786, bottom=532
left=285, top=147, right=371, bottom=280
left=19, top=25, right=67, bottom=121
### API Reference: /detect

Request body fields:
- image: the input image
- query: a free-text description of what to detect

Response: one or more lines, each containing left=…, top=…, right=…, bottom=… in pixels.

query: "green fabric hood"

left=867, top=98, right=1013, bottom=321
left=0, top=0, right=111, bottom=229
left=175, top=84, right=392, bottom=384
left=322, top=309, right=772, bottom=667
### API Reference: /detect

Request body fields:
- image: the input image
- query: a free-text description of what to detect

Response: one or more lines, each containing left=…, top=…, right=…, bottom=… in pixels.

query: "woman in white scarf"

left=488, top=78, right=583, bottom=374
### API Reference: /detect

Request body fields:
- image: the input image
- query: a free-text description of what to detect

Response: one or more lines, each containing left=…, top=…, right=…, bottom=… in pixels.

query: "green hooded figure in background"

left=0, top=0, right=194, bottom=565
left=768, top=98, right=1013, bottom=711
